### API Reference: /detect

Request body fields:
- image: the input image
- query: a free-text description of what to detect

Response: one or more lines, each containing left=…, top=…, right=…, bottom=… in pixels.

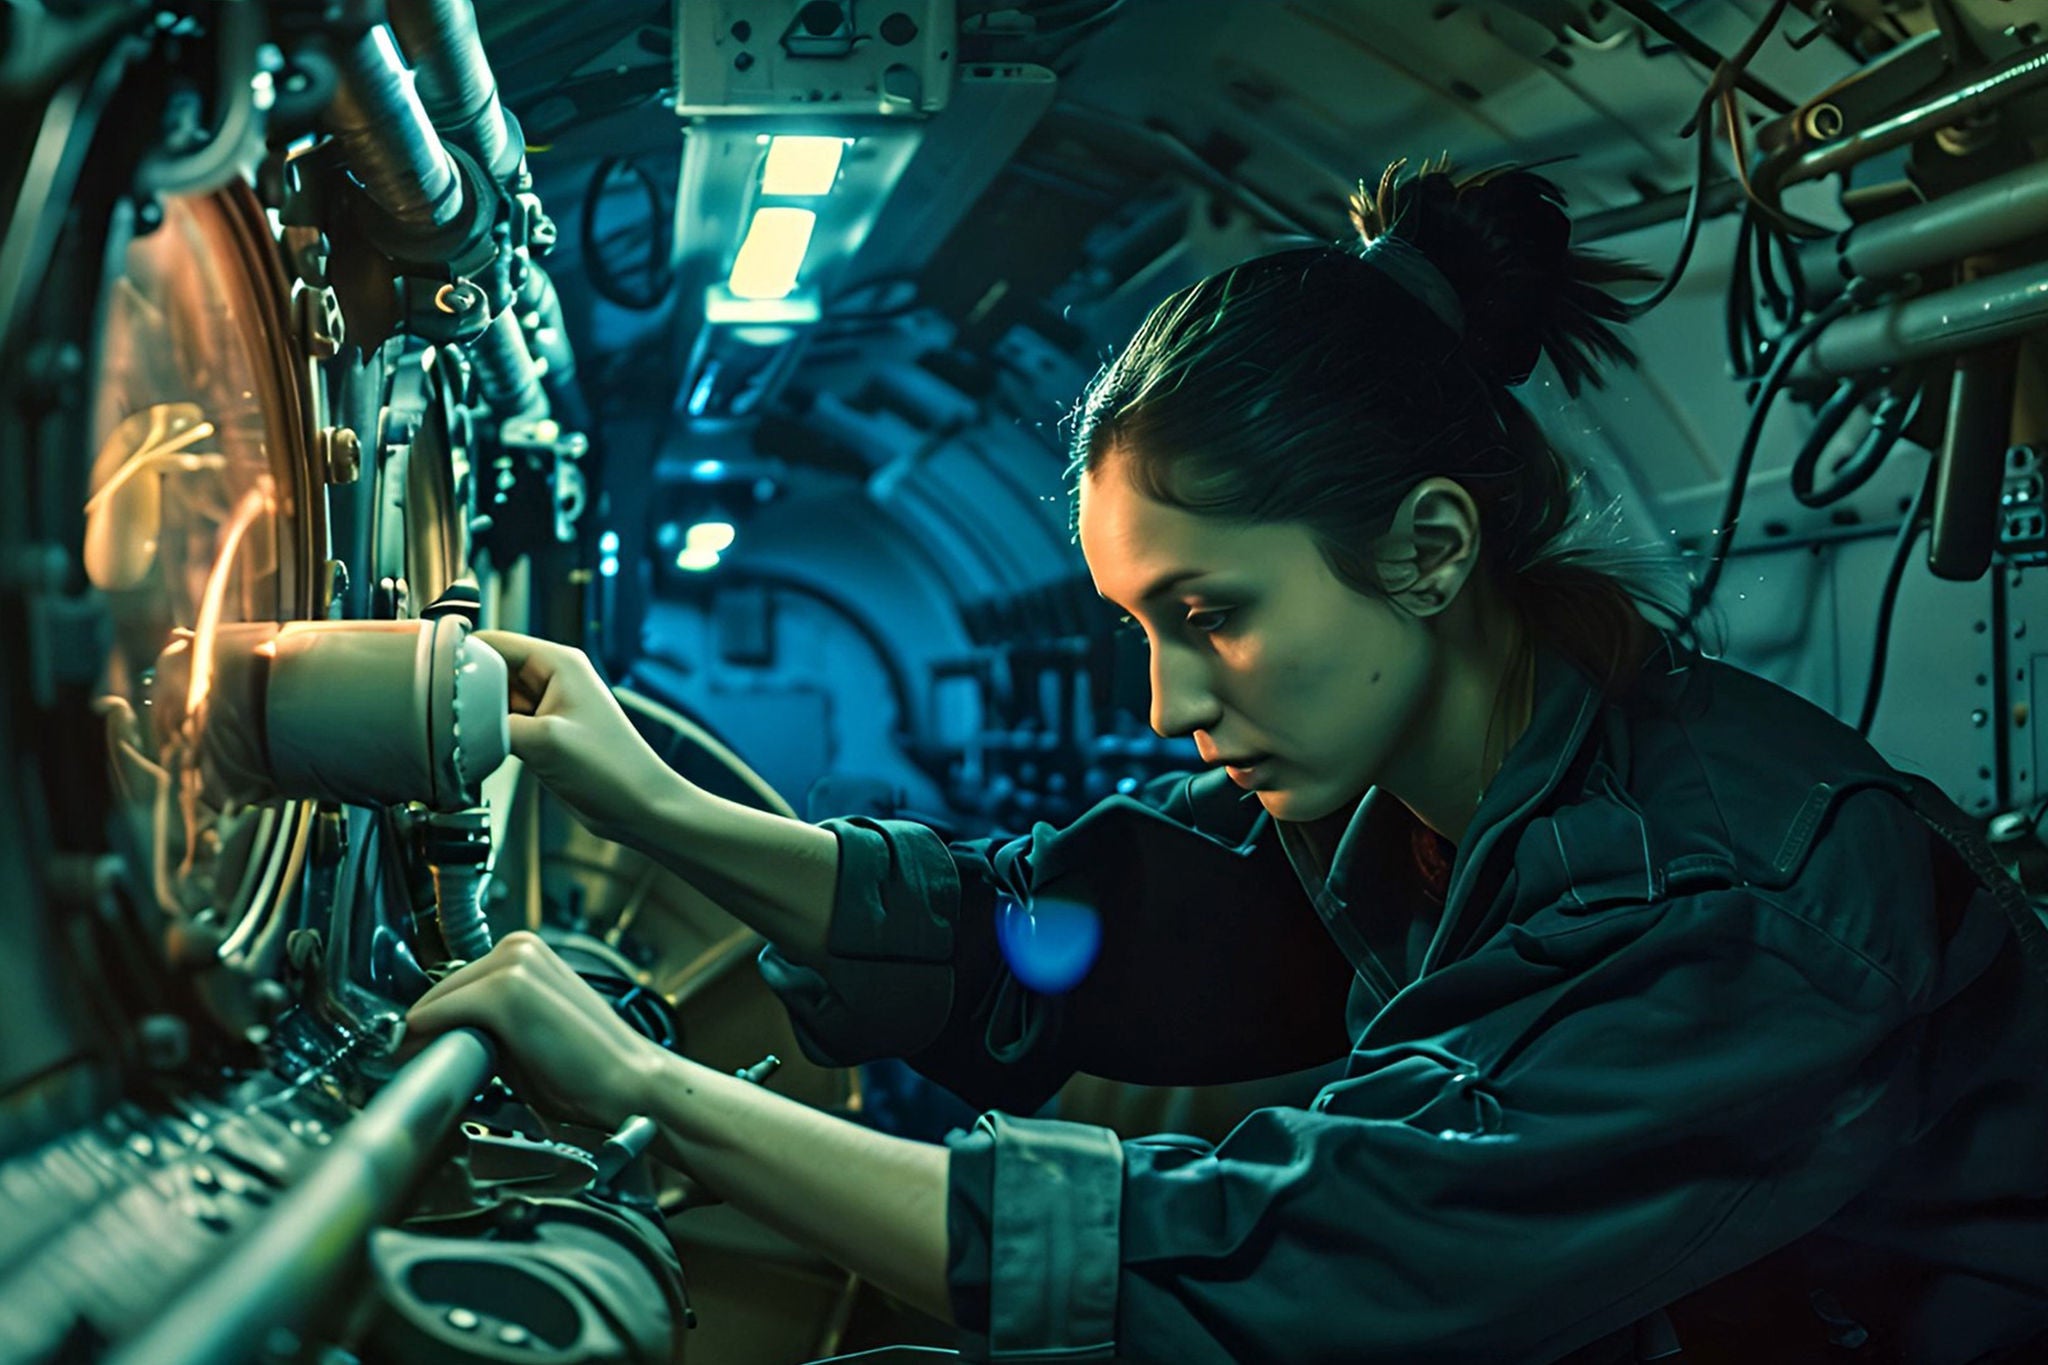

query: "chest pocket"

left=1530, top=765, right=1661, bottom=914
left=1533, top=763, right=1740, bottom=915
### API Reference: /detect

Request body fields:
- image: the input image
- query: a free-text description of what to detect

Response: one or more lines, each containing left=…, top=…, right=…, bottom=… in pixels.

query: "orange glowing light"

left=185, top=482, right=275, bottom=721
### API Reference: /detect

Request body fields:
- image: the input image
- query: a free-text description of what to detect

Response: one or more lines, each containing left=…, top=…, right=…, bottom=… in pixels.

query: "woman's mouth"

left=1223, top=756, right=1273, bottom=788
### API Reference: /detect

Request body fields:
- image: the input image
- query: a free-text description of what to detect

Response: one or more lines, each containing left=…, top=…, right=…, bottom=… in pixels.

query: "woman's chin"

left=1257, top=778, right=1368, bottom=824
left=1256, top=786, right=1318, bottom=822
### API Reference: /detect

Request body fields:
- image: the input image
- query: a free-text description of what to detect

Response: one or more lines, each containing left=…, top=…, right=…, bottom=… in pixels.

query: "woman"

left=406, top=163, right=2048, bottom=1363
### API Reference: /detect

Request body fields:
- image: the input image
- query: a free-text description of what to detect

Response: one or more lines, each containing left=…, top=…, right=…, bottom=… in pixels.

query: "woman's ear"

left=1373, top=477, right=1482, bottom=618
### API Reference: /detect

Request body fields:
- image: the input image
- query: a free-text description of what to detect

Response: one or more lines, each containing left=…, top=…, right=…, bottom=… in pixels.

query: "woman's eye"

left=1186, top=608, right=1232, bottom=634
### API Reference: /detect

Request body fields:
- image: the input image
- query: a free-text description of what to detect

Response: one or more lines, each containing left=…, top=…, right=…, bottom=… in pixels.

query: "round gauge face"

left=87, top=190, right=311, bottom=950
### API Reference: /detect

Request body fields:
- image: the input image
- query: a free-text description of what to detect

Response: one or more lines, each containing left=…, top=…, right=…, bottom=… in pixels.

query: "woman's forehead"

left=1079, top=467, right=1310, bottom=599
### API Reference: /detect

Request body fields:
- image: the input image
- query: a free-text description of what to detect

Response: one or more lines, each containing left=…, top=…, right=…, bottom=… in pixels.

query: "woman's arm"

left=641, top=1051, right=953, bottom=1322
left=403, top=932, right=953, bottom=1321
left=476, top=631, right=839, bottom=965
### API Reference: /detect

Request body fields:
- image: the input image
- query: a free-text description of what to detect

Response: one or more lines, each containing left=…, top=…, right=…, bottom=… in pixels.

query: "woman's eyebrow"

left=1134, top=568, right=1211, bottom=601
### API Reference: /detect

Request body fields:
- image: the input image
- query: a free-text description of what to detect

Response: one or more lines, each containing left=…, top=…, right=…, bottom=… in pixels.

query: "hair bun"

left=1349, top=159, right=1655, bottom=395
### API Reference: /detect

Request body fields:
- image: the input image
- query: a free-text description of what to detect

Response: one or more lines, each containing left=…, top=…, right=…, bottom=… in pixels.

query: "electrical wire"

left=1793, top=375, right=1924, bottom=508
left=1717, top=86, right=1833, bottom=240
left=1623, top=0, right=1793, bottom=319
left=1623, top=95, right=1716, bottom=319
left=1685, top=289, right=1862, bottom=624
left=1724, top=206, right=1765, bottom=377
left=1786, top=371, right=1885, bottom=502
left=1857, top=458, right=1936, bottom=736
left=1610, top=0, right=1797, bottom=113
left=580, top=156, right=673, bottom=311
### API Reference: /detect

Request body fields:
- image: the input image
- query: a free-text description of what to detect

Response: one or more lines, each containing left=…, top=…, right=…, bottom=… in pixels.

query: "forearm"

left=623, top=778, right=839, bottom=964
left=642, top=1051, right=953, bottom=1323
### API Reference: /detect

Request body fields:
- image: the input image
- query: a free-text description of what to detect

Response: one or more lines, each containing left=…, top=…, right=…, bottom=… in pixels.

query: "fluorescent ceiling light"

left=687, top=520, right=737, bottom=553
left=729, top=207, right=815, bottom=301
left=677, top=546, right=723, bottom=572
left=762, top=136, right=845, bottom=195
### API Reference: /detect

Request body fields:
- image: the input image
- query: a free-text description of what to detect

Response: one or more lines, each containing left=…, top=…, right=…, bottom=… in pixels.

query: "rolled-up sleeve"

left=758, top=816, right=973, bottom=1065
left=945, top=889, right=1925, bottom=1364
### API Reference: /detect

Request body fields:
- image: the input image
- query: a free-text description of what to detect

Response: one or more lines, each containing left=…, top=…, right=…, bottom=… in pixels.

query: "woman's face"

left=1077, top=458, right=1441, bottom=823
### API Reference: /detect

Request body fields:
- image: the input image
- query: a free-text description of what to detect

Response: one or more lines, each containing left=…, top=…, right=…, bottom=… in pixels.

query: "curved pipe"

left=468, top=309, right=549, bottom=417
left=386, top=0, right=522, bottom=181
left=105, top=1029, right=495, bottom=1365
left=518, top=263, right=592, bottom=431
left=1765, top=45, right=2048, bottom=201
left=135, top=0, right=263, bottom=196
left=321, top=25, right=464, bottom=233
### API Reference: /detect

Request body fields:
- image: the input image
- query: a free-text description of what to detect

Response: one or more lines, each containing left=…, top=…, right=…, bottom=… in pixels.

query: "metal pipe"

left=1928, top=340, right=2015, bottom=581
left=322, top=26, right=464, bottom=232
left=517, top=263, right=591, bottom=431
left=1827, top=159, right=2048, bottom=284
left=1777, top=45, right=2048, bottom=194
left=1794, top=258, right=2048, bottom=380
left=1575, top=176, right=1744, bottom=245
left=386, top=0, right=522, bottom=181
left=105, top=1029, right=495, bottom=1365
left=468, top=308, right=548, bottom=417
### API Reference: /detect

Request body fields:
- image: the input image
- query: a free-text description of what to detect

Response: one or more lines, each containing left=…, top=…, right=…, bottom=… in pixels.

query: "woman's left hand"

left=404, top=931, right=662, bottom=1132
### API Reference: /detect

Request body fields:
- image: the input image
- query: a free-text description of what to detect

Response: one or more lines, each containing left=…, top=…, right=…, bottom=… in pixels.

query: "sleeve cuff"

left=754, top=818, right=963, bottom=1065
left=823, top=816, right=961, bottom=963
left=948, top=1112, right=1123, bottom=1362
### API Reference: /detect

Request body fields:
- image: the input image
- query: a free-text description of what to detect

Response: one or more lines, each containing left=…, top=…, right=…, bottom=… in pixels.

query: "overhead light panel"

left=762, top=136, right=846, bottom=195
left=728, top=207, right=815, bottom=300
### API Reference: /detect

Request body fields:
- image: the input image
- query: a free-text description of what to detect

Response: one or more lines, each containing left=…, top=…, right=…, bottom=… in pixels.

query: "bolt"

left=436, top=281, right=483, bottom=315
left=323, top=427, right=362, bottom=484
left=496, top=1325, right=531, bottom=1346
left=1972, top=708, right=1989, bottom=727
left=446, top=1308, right=480, bottom=1331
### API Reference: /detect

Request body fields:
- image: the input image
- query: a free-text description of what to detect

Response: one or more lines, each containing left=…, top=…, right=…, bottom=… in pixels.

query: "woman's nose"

left=1150, top=643, right=1221, bottom=738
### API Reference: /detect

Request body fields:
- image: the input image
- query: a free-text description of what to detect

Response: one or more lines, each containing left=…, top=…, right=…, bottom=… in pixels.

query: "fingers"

left=474, top=631, right=574, bottom=709
left=472, top=630, right=546, bottom=672
left=506, top=712, right=551, bottom=759
left=406, top=930, right=545, bottom=1030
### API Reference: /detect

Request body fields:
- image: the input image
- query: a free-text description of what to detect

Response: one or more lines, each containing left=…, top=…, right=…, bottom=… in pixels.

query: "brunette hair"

left=1068, top=158, right=1679, bottom=691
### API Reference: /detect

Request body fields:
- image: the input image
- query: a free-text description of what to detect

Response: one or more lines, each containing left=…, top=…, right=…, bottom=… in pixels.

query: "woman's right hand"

left=474, top=631, right=687, bottom=846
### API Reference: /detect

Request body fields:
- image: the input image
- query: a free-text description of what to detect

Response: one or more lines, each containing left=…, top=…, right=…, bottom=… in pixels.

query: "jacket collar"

left=1418, top=646, right=1606, bottom=970
left=1271, top=646, right=1610, bottom=989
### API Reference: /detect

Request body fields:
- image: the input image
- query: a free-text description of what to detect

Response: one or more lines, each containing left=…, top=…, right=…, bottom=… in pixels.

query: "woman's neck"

left=1382, top=583, right=1533, bottom=846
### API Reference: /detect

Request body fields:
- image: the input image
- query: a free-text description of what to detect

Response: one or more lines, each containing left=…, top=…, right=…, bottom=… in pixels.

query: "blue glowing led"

left=1115, top=776, right=1139, bottom=795
left=995, top=895, right=1102, bottom=995
left=599, top=530, right=620, bottom=554
left=690, top=458, right=728, bottom=480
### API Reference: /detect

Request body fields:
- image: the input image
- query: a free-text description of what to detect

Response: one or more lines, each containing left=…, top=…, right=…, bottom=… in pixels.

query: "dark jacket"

left=759, top=644, right=2048, bottom=1364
